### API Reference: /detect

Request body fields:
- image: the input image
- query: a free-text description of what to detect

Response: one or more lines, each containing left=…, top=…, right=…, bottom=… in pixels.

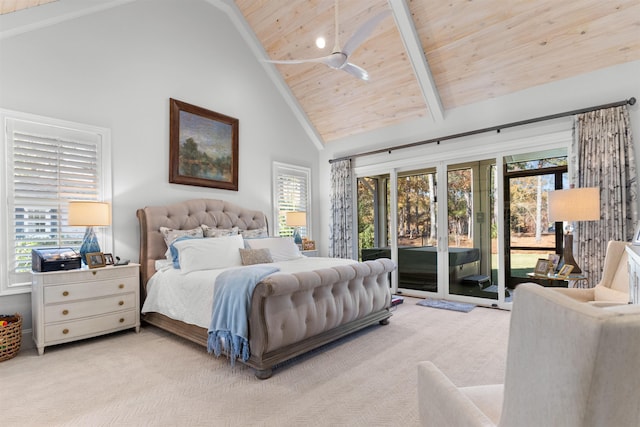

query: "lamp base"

left=562, top=233, right=582, bottom=274
left=79, top=226, right=101, bottom=265
left=293, top=228, right=302, bottom=245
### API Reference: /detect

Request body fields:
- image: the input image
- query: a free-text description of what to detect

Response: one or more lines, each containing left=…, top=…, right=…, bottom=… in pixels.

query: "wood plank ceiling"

left=236, top=0, right=640, bottom=145
left=2, top=0, right=638, bottom=146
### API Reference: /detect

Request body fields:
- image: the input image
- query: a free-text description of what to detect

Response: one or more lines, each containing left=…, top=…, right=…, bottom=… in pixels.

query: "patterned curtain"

left=329, top=159, right=353, bottom=259
left=572, top=105, right=637, bottom=285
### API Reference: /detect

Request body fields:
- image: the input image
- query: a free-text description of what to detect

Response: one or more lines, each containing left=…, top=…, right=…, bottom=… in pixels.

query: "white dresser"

left=625, top=245, right=640, bottom=304
left=31, top=264, right=140, bottom=355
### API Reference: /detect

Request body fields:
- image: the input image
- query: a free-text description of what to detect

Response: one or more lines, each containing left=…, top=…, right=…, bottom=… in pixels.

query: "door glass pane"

left=358, top=174, right=391, bottom=261
left=396, top=170, right=438, bottom=292
left=508, top=174, right=557, bottom=278
left=504, top=149, right=567, bottom=289
left=448, top=161, right=498, bottom=299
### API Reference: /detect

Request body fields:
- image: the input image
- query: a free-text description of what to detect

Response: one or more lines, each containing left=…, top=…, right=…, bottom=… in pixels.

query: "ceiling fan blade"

left=342, top=9, right=391, bottom=57
left=265, top=56, right=330, bottom=65
left=342, top=62, right=369, bottom=81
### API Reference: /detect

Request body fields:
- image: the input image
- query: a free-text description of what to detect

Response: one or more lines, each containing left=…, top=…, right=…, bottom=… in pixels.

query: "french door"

left=357, top=160, right=499, bottom=302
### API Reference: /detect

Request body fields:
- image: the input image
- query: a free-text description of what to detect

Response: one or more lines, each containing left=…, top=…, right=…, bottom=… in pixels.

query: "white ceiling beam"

left=388, top=0, right=444, bottom=122
left=208, top=0, right=325, bottom=151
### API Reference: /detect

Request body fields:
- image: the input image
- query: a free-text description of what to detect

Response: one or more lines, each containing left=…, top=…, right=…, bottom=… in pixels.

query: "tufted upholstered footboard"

left=247, top=258, right=395, bottom=378
left=137, top=198, right=396, bottom=379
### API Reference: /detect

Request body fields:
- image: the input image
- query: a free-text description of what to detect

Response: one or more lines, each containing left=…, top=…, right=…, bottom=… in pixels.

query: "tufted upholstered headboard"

left=136, top=198, right=267, bottom=295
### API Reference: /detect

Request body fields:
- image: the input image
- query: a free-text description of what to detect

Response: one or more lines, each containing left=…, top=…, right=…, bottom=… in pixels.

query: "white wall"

left=0, top=0, right=318, bottom=327
left=317, top=60, right=640, bottom=254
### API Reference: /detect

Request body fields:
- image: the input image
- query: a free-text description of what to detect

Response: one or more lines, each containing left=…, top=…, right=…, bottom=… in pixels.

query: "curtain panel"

left=572, top=105, right=637, bottom=285
left=329, top=159, right=353, bottom=258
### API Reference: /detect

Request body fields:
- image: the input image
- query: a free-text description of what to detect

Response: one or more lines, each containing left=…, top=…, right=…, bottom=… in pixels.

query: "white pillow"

left=173, top=234, right=244, bottom=273
left=245, top=237, right=302, bottom=262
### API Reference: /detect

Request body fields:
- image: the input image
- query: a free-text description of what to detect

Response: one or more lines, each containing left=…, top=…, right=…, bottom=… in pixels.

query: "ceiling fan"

left=265, top=0, right=391, bottom=81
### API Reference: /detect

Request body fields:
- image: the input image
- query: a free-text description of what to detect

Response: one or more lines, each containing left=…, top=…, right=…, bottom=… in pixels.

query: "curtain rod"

left=329, top=97, right=636, bottom=164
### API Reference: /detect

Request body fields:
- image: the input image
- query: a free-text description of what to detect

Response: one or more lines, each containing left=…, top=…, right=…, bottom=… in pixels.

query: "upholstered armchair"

left=553, top=240, right=630, bottom=305
left=417, top=283, right=640, bottom=427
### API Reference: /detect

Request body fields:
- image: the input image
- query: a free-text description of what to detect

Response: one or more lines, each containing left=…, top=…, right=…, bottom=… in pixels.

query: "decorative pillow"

left=240, top=227, right=268, bottom=239
left=173, top=234, right=244, bottom=273
left=239, top=248, right=273, bottom=266
left=245, top=237, right=302, bottom=262
left=160, top=226, right=204, bottom=259
left=201, top=225, right=239, bottom=238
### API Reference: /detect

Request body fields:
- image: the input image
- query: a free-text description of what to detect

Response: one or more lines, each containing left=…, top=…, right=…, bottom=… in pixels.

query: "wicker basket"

left=0, top=313, right=22, bottom=362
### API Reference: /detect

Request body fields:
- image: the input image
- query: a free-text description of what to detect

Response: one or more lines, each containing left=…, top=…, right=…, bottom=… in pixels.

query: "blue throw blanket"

left=207, top=265, right=279, bottom=365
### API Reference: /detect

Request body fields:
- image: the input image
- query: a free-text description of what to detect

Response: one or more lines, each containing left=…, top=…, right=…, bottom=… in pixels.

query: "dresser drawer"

left=44, top=277, right=138, bottom=304
left=44, top=310, right=137, bottom=343
left=37, top=265, right=138, bottom=285
left=44, top=293, right=136, bottom=323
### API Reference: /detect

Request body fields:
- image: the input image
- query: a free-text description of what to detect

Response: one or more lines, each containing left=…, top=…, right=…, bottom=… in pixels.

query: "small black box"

left=462, top=274, right=491, bottom=288
left=32, top=248, right=81, bottom=272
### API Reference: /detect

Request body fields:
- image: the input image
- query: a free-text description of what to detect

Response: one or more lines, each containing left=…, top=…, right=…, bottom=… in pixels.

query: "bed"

left=137, top=198, right=396, bottom=379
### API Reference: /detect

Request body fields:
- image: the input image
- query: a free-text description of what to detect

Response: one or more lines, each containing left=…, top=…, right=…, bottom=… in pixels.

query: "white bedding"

left=141, top=256, right=357, bottom=329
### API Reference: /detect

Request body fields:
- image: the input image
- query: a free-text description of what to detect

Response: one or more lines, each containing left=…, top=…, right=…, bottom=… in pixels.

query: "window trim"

left=272, top=161, right=311, bottom=240
left=1, top=109, right=112, bottom=295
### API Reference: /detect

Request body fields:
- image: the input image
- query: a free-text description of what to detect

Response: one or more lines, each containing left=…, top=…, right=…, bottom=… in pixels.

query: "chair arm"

left=550, top=287, right=594, bottom=302
left=417, top=361, right=496, bottom=427
left=593, top=285, right=629, bottom=303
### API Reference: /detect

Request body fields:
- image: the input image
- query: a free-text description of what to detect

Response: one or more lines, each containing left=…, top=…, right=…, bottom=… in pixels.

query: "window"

left=503, top=149, right=567, bottom=288
left=1, top=110, right=112, bottom=294
left=272, top=162, right=311, bottom=239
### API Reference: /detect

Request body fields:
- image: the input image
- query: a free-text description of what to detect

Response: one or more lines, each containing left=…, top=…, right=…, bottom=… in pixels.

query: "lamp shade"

left=548, top=188, right=600, bottom=222
left=68, top=201, right=111, bottom=226
left=286, top=211, right=306, bottom=227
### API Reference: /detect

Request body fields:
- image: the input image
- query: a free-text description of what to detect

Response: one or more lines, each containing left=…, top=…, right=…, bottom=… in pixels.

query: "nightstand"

left=31, top=264, right=140, bottom=355
left=301, top=250, right=318, bottom=257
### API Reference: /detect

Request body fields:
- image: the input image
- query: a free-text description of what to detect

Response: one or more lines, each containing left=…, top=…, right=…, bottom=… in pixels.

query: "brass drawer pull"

left=92, top=271, right=97, bottom=276
left=62, top=309, right=69, bottom=315
left=118, top=284, right=125, bottom=289
left=62, top=328, right=69, bottom=334
left=62, top=291, right=69, bottom=297
left=119, top=318, right=125, bottom=323
left=118, top=301, right=124, bottom=306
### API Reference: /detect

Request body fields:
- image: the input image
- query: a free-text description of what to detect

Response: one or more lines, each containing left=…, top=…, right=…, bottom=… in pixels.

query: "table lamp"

left=68, top=201, right=111, bottom=264
left=286, top=211, right=306, bottom=245
left=548, top=187, right=600, bottom=274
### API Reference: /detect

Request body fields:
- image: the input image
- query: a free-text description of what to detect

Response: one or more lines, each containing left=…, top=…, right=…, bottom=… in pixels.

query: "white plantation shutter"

left=272, top=162, right=311, bottom=238
left=2, top=112, right=111, bottom=293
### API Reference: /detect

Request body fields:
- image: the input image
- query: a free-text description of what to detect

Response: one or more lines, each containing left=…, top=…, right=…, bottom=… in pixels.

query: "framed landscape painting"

left=169, top=98, right=239, bottom=190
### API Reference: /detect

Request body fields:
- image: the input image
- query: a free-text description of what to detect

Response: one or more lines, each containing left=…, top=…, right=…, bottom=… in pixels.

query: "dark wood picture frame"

left=169, top=98, right=239, bottom=191
left=104, top=253, right=114, bottom=265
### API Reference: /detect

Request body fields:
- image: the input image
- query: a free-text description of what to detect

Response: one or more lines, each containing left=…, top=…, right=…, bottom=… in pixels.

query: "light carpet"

left=2, top=298, right=510, bottom=426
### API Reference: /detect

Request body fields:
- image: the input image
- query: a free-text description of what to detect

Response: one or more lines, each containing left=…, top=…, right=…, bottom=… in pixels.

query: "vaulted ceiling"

left=233, top=0, right=640, bottom=146
left=2, top=0, right=639, bottom=149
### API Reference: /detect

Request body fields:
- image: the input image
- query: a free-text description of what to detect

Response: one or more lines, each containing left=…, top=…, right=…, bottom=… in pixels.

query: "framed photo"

left=534, top=259, right=550, bottom=275
left=104, top=253, right=114, bottom=265
left=633, top=222, right=640, bottom=246
left=86, top=252, right=106, bottom=269
left=303, top=240, right=316, bottom=251
left=169, top=98, right=239, bottom=191
left=558, top=264, right=574, bottom=277
left=548, top=254, right=560, bottom=272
